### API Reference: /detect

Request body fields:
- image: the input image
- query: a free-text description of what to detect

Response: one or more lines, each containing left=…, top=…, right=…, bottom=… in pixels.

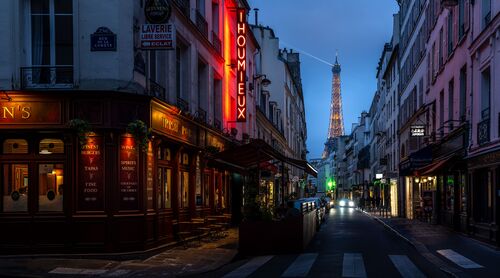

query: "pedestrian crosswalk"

left=222, top=252, right=428, bottom=277
left=436, top=249, right=483, bottom=269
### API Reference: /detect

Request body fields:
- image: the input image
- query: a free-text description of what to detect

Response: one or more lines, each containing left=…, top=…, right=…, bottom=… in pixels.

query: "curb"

left=361, top=210, right=461, bottom=278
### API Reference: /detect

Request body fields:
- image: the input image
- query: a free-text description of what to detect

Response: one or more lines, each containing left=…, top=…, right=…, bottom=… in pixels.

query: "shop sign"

left=468, top=150, right=500, bottom=168
left=151, top=105, right=196, bottom=145
left=146, top=142, right=154, bottom=209
left=236, top=8, right=247, bottom=122
left=78, top=135, right=105, bottom=211
left=0, top=100, right=61, bottom=124
left=119, top=136, right=139, bottom=210
left=206, top=132, right=225, bottom=152
left=140, top=23, right=175, bottom=50
left=144, top=0, right=171, bottom=24
left=410, top=125, right=425, bottom=137
left=90, top=27, right=117, bottom=51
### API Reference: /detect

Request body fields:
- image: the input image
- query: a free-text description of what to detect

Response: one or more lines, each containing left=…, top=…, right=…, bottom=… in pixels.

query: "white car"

left=338, top=198, right=355, bottom=208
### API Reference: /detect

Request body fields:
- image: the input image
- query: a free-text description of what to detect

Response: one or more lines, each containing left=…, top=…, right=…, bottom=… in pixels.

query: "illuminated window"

left=203, top=173, right=210, bottom=207
left=38, top=164, right=63, bottom=211
left=3, top=139, right=28, bottom=154
left=157, top=167, right=171, bottom=209
left=157, top=146, right=171, bottom=161
left=2, top=164, right=29, bottom=212
left=39, top=138, right=64, bottom=154
left=180, top=171, right=190, bottom=208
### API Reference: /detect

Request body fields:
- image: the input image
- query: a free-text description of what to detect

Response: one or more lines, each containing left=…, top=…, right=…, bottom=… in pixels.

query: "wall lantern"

left=441, top=0, right=458, bottom=7
left=254, top=74, right=271, bottom=87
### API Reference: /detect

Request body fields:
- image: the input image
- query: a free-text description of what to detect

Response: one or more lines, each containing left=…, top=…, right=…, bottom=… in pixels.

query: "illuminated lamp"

left=441, top=0, right=458, bottom=7
left=40, top=149, right=52, bottom=155
left=414, top=177, right=420, bottom=183
left=423, top=178, right=428, bottom=182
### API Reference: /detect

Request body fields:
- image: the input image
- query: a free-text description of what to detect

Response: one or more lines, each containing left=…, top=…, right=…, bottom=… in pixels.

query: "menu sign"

left=78, top=135, right=104, bottom=211
left=146, top=142, right=154, bottom=209
left=119, top=136, right=139, bottom=210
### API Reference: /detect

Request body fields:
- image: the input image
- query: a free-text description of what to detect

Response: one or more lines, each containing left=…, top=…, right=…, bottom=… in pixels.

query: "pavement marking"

left=222, top=255, right=273, bottom=278
left=436, top=249, right=483, bottom=269
left=342, top=253, right=367, bottom=278
left=389, top=255, right=426, bottom=278
left=48, top=267, right=108, bottom=275
left=281, top=253, right=318, bottom=277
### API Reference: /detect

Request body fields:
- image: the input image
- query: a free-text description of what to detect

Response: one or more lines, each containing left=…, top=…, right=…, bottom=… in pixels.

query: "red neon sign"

left=236, top=8, right=247, bottom=122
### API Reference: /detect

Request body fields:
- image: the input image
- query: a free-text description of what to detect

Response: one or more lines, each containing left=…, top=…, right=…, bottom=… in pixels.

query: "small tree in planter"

left=68, top=118, right=91, bottom=146
left=126, top=120, right=152, bottom=152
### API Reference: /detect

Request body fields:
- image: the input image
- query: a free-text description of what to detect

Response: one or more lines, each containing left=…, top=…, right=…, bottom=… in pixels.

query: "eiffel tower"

left=323, top=53, right=344, bottom=158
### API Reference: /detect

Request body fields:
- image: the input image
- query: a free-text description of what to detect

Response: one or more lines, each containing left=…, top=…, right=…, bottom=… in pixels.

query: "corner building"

left=0, top=0, right=258, bottom=253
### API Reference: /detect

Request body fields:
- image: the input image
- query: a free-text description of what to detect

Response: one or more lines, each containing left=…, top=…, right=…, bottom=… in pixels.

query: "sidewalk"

left=365, top=210, right=500, bottom=277
left=0, top=228, right=239, bottom=278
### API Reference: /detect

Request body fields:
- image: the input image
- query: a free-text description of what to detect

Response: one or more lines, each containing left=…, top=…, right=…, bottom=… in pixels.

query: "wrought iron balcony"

left=177, top=97, right=189, bottom=112
left=195, top=10, right=208, bottom=38
left=20, top=66, right=73, bottom=89
left=173, top=0, right=190, bottom=18
left=212, top=31, right=221, bottom=54
left=195, top=107, right=207, bottom=123
left=214, top=118, right=222, bottom=130
left=148, top=79, right=165, bottom=100
left=478, top=118, right=490, bottom=145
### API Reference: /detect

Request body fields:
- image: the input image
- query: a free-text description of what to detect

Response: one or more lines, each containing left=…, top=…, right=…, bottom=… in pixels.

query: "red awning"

left=416, top=155, right=453, bottom=176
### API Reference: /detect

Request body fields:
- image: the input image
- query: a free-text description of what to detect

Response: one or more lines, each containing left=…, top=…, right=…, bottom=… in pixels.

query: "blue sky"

left=248, top=0, right=399, bottom=159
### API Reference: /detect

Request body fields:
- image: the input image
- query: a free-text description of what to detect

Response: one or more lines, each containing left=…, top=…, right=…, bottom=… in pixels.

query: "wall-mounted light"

left=253, top=74, right=271, bottom=87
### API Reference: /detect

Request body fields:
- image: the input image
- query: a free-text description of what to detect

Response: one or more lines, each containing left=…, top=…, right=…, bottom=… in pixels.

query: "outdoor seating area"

left=174, top=214, right=232, bottom=247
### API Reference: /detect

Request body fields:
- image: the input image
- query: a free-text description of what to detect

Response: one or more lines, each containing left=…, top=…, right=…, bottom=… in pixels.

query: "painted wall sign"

left=78, top=135, right=104, bottom=211
left=410, top=125, right=426, bottom=137
left=145, top=0, right=171, bottom=24
left=90, top=27, right=117, bottom=51
left=236, top=8, right=247, bottom=122
left=151, top=104, right=197, bottom=145
left=140, top=23, right=175, bottom=50
left=119, top=136, right=139, bottom=210
left=0, top=100, right=61, bottom=124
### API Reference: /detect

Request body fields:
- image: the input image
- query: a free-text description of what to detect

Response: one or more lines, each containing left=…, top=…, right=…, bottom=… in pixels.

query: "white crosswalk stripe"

left=389, top=255, right=426, bottom=278
left=281, top=253, right=318, bottom=277
left=342, top=253, right=367, bottom=278
left=222, top=255, right=273, bottom=278
left=436, top=249, right=483, bottom=269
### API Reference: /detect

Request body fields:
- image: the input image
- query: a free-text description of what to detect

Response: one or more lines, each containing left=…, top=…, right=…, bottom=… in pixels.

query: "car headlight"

left=339, top=200, right=346, bottom=207
left=348, top=201, right=355, bottom=207
left=329, top=201, right=334, bottom=206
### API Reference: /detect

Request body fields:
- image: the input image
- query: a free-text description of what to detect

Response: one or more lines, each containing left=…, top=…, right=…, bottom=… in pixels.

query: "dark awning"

left=213, top=139, right=318, bottom=177
left=416, top=155, right=454, bottom=176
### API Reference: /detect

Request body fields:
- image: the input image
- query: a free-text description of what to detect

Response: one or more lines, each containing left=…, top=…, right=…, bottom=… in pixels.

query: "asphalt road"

left=203, top=208, right=447, bottom=278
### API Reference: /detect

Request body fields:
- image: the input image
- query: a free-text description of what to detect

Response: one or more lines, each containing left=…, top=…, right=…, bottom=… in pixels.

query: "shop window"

left=38, top=164, right=63, bottom=211
left=157, top=146, right=171, bottom=161
left=195, top=155, right=202, bottom=206
left=3, top=139, right=28, bottom=154
left=157, top=167, right=171, bottom=209
left=2, top=164, right=29, bottom=212
left=39, top=138, right=64, bottom=154
left=182, top=153, right=189, bottom=165
left=180, top=171, right=189, bottom=208
left=446, top=175, right=454, bottom=212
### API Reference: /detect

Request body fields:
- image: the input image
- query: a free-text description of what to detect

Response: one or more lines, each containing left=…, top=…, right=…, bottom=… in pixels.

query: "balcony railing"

left=195, top=10, right=208, bottom=38
left=212, top=31, right=221, bottom=54
left=195, top=107, right=207, bottom=123
left=148, top=79, right=165, bottom=100
left=214, top=118, right=222, bottom=130
left=481, top=107, right=490, bottom=120
left=177, top=97, right=189, bottom=112
left=477, top=118, right=490, bottom=145
left=173, top=0, right=190, bottom=18
left=21, top=66, right=74, bottom=89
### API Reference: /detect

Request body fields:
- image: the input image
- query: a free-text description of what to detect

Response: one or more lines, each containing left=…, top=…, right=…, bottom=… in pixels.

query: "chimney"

left=254, top=8, right=259, bottom=26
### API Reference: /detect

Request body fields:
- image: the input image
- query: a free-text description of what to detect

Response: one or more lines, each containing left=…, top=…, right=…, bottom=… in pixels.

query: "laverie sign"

left=236, top=8, right=247, bottom=122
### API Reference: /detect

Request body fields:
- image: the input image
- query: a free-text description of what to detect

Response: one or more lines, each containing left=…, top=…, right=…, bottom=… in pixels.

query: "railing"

left=195, top=10, right=208, bottom=38
left=177, top=97, right=189, bottom=112
left=173, top=0, right=190, bottom=18
left=214, top=118, right=222, bottom=130
left=148, top=79, right=165, bottom=99
left=484, top=11, right=491, bottom=27
left=212, top=31, right=221, bottom=54
left=195, top=107, right=207, bottom=123
left=481, top=107, right=490, bottom=120
left=477, top=118, right=490, bottom=145
left=20, top=66, right=73, bottom=89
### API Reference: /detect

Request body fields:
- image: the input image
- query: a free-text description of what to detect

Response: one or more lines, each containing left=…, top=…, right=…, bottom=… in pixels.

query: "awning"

left=213, top=139, right=318, bottom=177
left=416, top=155, right=454, bottom=176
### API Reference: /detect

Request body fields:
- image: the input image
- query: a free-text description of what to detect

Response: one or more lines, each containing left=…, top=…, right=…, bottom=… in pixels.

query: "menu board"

left=146, top=142, right=154, bottom=209
left=119, top=136, right=139, bottom=210
left=78, top=135, right=104, bottom=211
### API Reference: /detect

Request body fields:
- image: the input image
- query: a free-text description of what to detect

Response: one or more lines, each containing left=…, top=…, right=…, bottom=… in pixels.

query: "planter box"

left=239, top=210, right=317, bottom=255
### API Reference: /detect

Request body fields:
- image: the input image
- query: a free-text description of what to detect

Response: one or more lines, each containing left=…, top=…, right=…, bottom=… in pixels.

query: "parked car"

left=338, top=198, right=355, bottom=208
left=305, top=197, right=326, bottom=223
left=322, top=196, right=333, bottom=210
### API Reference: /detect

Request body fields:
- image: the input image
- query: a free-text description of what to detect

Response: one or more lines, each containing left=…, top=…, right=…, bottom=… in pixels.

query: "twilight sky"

left=248, top=0, right=399, bottom=159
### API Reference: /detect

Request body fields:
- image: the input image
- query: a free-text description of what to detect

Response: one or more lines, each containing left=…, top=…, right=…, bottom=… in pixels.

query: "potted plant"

left=68, top=118, right=91, bottom=146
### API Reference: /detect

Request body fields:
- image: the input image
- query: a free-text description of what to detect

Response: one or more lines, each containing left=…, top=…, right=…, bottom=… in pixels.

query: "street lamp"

left=253, top=74, right=271, bottom=87
left=441, top=0, right=458, bottom=8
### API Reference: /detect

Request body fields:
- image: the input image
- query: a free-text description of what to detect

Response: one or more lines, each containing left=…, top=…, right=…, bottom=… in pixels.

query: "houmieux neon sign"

left=236, top=8, right=247, bottom=122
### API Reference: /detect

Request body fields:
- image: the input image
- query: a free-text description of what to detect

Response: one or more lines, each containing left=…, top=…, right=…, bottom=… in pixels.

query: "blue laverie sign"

left=91, top=27, right=117, bottom=51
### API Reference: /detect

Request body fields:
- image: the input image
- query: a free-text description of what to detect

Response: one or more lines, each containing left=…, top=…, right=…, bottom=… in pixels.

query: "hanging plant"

left=68, top=118, right=91, bottom=146
left=126, top=119, right=152, bottom=152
